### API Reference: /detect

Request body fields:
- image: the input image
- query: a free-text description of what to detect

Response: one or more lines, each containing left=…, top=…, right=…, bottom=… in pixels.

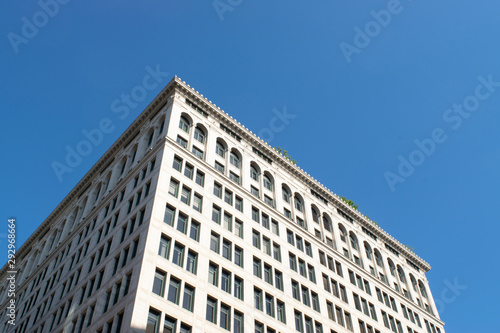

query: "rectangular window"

left=251, top=186, right=259, bottom=197
left=312, top=292, right=320, bottom=312
left=265, top=294, right=275, bottom=317
left=215, top=161, right=225, bottom=173
left=264, top=195, right=274, bottom=207
left=212, top=206, right=221, bottom=224
left=271, top=219, right=279, bottom=235
left=186, top=250, right=198, bottom=275
left=234, top=276, right=243, bottom=300
left=287, top=229, right=294, bottom=245
left=172, top=243, right=185, bottom=267
left=234, top=219, right=243, bottom=238
left=195, top=171, right=205, bottom=187
left=252, top=207, right=259, bottom=223
left=305, top=316, right=313, bottom=333
left=263, top=237, right=271, bottom=255
left=273, top=243, right=282, bottom=262
left=167, top=277, right=181, bottom=304
left=299, top=259, right=307, bottom=277
left=177, top=135, right=188, bottom=148
left=253, top=257, right=262, bottom=278
left=206, top=296, right=217, bottom=324
left=180, top=186, right=191, bottom=205
left=213, top=182, right=222, bottom=198
left=295, top=311, right=304, bottom=333
left=234, top=246, right=243, bottom=267
left=340, top=284, right=348, bottom=303
left=252, top=230, right=261, bottom=249
left=223, top=213, right=232, bottom=232
left=264, top=263, right=273, bottom=285
left=254, top=288, right=263, bottom=311
left=184, top=163, right=194, bottom=179
left=164, top=315, right=177, bottom=333
left=152, top=270, right=166, bottom=297
left=336, top=307, right=344, bottom=327
left=234, top=311, right=244, bottom=333
left=210, top=233, right=220, bottom=253
left=192, top=146, right=204, bottom=159
left=255, top=321, right=264, bottom=333
left=345, top=312, right=353, bottom=332
left=168, top=179, right=179, bottom=197
left=326, top=301, right=335, bottom=321
left=305, top=242, right=312, bottom=257
left=220, top=303, right=231, bottom=330
left=208, top=262, right=219, bottom=286
left=235, top=196, right=243, bottom=212
left=147, top=308, right=160, bottom=333
left=302, top=286, right=311, bottom=306
left=182, top=284, right=195, bottom=312
left=222, top=239, right=232, bottom=261
left=221, top=269, right=231, bottom=294
left=177, top=213, right=188, bottom=234
left=308, top=265, right=316, bottom=283
left=224, top=190, right=233, bottom=205
left=193, top=193, right=203, bottom=212
left=164, top=205, right=175, bottom=226
left=292, top=280, right=300, bottom=300
left=173, top=156, right=182, bottom=172
left=190, top=220, right=200, bottom=241
left=289, top=253, right=297, bottom=271
left=277, top=300, right=286, bottom=323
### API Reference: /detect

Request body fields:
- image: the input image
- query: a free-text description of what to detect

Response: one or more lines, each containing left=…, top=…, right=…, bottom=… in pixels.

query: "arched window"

left=323, top=215, right=331, bottom=231
left=146, top=129, right=155, bottom=147
left=364, top=242, right=373, bottom=260
left=250, top=165, right=259, bottom=181
left=418, top=281, right=428, bottom=298
left=130, top=145, right=138, bottom=164
left=194, top=127, right=206, bottom=144
left=397, top=266, right=407, bottom=283
left=263, top=174, right=273, bottom=191
left=158, top=116, right=166, bottom=134
left=216, top=141, right=226, bottom=158
left=119, top=157, right=127, bottom=176
left=374, top=250, right=384, bottom=267
left=294, top=194, right=304, bottom=212
left=338, top=224, right=347, bottom=242
left=282, top=185, right=290, bottom=203
left=179, top=116, right=190, bottom=133
left=410, top=274, right=418, bottom=292
left=349, top=232, right=358, bottom=250
left=312, top=206, right=320, bottom=223
left=388, top=259, right=396, bottom=277
left=230, top=152, right=240, bottom=168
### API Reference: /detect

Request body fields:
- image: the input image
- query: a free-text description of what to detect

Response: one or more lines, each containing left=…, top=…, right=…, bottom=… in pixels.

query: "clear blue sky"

left=2, top=1, right=499, bottom=331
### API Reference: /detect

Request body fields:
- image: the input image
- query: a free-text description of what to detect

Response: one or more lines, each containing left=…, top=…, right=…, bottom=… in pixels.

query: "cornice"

left=171, top=77, right=431, bottom=273
left=2, top=76, right=430, bottom=277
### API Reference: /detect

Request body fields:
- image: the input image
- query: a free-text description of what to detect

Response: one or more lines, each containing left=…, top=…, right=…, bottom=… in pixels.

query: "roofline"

left=3, top=76, right=431, bottom=276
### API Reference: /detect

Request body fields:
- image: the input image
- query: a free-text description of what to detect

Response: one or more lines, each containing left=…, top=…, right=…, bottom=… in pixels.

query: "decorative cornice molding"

left=171, top=77, right=431, bottom=272
left=2, top=76, right=430, bottom=277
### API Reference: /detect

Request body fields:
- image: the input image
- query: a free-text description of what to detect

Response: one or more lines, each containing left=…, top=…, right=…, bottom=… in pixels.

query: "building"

left=0, top=77, right=446, bottom=333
